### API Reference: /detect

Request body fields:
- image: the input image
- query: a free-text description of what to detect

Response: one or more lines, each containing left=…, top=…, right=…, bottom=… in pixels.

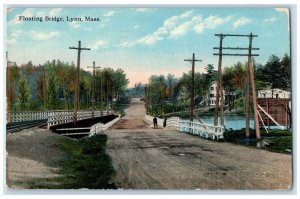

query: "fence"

left=47, top=110, right=113, bottom=129
left=144, top=114, right=180, bottom=130
left=144, top=114, right=224, bottom=140
left=8, top=111, right=51, bottom=123
left=179, top=120, right=224, bottom=140
left=89, top=115, right=121, bottom=136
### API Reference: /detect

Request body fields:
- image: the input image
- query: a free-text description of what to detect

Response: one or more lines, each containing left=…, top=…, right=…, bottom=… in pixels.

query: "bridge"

left=6, top=98, right=292, bottom=189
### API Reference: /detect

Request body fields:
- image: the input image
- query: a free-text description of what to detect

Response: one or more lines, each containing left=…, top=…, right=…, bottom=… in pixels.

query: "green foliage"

left=7, top=59, right=129, bottom=111
left=263, top=55, right=289, bottom=89
left=18, top=78, right=30, bottom=110
left=56, top=135, right=116, bottom=189
left=224, top=128, right=292, bottom=154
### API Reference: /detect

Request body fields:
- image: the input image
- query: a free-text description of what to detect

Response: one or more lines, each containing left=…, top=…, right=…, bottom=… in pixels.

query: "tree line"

left=7, top=59, right=129, bottom=112
left=144, top=54, right=291, bottom=116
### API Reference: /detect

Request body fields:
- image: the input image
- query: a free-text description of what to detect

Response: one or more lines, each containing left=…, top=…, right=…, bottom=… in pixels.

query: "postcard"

left=5, top=6, right=292, bottom=191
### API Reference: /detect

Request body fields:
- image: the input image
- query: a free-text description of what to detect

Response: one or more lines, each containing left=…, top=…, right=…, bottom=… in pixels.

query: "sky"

left=6, top=7, right=290, bottom=87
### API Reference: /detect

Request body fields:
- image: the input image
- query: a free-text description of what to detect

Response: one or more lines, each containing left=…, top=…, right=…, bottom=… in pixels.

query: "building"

left=257, top=89, right=291, bottom=99
left=208, top=81, right=225, bottom=107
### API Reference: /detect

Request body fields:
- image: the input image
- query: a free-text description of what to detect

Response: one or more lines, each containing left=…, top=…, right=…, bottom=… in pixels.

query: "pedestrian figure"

left=163, top=117, right=167, bottom=128
left=153, top=117, right=158, bottom=129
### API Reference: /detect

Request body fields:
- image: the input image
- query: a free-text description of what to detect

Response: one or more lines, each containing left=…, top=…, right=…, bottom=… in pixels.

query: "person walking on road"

left=153, top=117, right=158, bottom=129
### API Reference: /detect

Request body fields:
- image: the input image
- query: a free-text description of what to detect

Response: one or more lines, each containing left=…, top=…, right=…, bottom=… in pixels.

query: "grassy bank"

left=55, top=134, right=117, bottom=189
left=224, top=128, right=292, bottom=154
left=24, top=134, right=116, bottom=189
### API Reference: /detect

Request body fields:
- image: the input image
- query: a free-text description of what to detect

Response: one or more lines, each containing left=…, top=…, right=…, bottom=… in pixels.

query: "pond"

left=181, top=116, right=284, bottom=130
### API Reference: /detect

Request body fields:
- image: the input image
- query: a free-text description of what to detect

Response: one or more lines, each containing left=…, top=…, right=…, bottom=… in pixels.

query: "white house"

left=257, top=89, right=291, bottom=99
left=208, top=81, right=225, bottom=107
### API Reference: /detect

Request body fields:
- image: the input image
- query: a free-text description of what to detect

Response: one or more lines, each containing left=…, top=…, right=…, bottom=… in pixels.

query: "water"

left=201, top=116, right=254, bottom=130
left=182, top=116, right=284, bottom=130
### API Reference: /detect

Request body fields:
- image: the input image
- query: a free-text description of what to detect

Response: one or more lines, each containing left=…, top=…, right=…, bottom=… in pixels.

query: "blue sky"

left=6, top=7, right=290, bottom=87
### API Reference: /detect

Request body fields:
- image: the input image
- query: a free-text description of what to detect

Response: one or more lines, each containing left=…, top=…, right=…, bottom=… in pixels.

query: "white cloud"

left=137, top=35, right=161, bottom=45
left=28, top=31, right=60, bottom=40
left=133, top=25, right=139, bottom=29
left=7, top=38, right=17, bottom=44
left=10, top=30, right=23, bottom=38
left=170, top=20, right=193, bottom=38
left=275, top=8, right=290, bottom=31
left=103, top=11, right=115, bottom=17
left=88, top=40, right=109, bottom=50
left=8, top=8, right=33, bottom=25
left=120, top=12, right=232, bottom=47
left=120, top=41, right=134, bottom=48
left=233, top=17, right=251, bottom=29
left=69, top=21, right=80, bottom=28
left=264, top=17, right=277, bottom=22
left=49, top=8, right=63, bottom=16
left=134, top=8, right=155, bottom=12
left=163, top=11, right=193, bottom=28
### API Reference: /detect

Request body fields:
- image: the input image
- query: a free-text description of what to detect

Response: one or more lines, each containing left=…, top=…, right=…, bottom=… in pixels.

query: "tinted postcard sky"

left=7, top=7, right=290, bottom=87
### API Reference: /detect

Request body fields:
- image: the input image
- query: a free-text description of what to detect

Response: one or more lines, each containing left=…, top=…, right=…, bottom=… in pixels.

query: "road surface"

left=106, top=98, right=292, bottom=190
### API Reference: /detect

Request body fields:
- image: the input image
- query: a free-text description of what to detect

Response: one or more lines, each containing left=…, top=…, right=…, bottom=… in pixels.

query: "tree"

left=231, top=62, right=246, bottom=94
left=166, top=74, right=177, bottom=101
left=7, top=64, right=20, bottom=111
left=222, top=67, right=235, bottom=110
left=281, top=53, right=291, bottom=89
left=264, top=55, right=288, bottom=90
left=45, top=60, right=59, bottom=110
left=18, top=78, right=30, bottom=110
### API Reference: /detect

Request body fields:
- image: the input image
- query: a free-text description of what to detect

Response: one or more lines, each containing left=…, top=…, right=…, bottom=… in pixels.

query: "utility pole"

left=213, top=33, right=260, bottom=147
left=107, top=79, right=109, bottom=115
left=6, top=51, right=9, bottom=123
left=43, top=65, right=47, bottom=111
left=214, top=34, right=226, bottom=130
left=87, top=61, right=101, bottom=119
left=101, top=74, right=104, bottom=116
left=184, top=53, right=202, bottom=122
left=69, top=41, right=90, bottom=124
left=248, top=33, right=261, bottom=147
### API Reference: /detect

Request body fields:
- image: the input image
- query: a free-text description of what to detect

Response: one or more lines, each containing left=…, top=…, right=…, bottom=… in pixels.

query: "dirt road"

left=6, top=128, right=65, bottom=188
left=106, top=98, right=292, bottom=190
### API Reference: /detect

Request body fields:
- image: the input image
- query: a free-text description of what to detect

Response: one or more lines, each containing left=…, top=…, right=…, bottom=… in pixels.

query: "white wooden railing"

left=47, top=110, right=114, bottom=129
left=89, top=115, right=121, bottom=136
left=179, top=120, right=224, bottom=140
left=8, top=111, right=51, bottom=123
left=144, top=114, right=180, bottom=130
left=144, top=114, right=224, bottom=140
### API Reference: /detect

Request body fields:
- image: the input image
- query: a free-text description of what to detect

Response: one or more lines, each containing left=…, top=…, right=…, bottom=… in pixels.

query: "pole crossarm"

left=213, top=53, right=259, bottom=56
left=213, top=47, right=259, bottom=50
left=184, top=59, right=202, bottom=62
left=215, top=33, right=258, bottom=37
left=69, top=47, right=91, bottom=50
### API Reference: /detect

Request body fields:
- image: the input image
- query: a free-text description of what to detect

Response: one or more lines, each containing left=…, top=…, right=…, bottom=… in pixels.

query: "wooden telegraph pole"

left=184, top=53, right=202, bottom=122
left=43, top=65, right=47, bottom=111
left=6, top=51, right=10, bottom=123
left=101, top=73, right=104, bottom=116
left=214, top=34, right=226, bottom=130
left=69, top=41, right=90, bottom=124
left=87, top=61, right=101, bottom=119
left=248, top=33, right=261, bottom=147
left=213, top=33, right=260, bottom=147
